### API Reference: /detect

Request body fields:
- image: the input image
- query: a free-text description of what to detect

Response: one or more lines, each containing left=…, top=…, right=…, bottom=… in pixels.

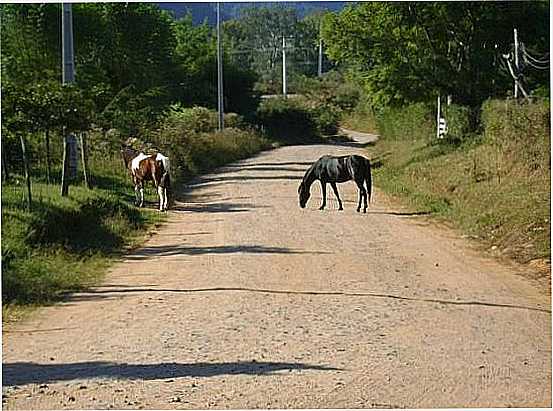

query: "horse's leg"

left=157, top=186, right=165, bottom=211
left=134, top=184, right=141, bottom=206
left=163, top=188, right=169, bottom=211
left=330, top=182, right=343, bottom=210
left=355, top=180, right=366, bottom=213
left=363, top=181, right=368, bottom=213
left=135, top=180, right=144, bottom=208
left=319, top=181, right=327, bottom=210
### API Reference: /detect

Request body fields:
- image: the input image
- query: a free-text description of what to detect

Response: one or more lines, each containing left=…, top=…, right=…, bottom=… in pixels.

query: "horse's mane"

left=302, top=163, right=317, bottom=185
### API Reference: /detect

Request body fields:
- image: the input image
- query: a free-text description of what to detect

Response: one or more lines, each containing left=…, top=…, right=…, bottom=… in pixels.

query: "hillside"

left=157, top=1, right=349, bottom=24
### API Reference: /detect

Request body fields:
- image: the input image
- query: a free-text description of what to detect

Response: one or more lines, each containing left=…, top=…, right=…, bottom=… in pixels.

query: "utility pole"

left=514, top=28, right=519, bottom=98
left=62, top=4, right=75, bottom=83
left=217, top=2, right=224, bottom=131
left=282, top=36, right=287, bottom=98
left=318, top=38, right=323, bottom=77
left=60, top=3, right=75, bottom=197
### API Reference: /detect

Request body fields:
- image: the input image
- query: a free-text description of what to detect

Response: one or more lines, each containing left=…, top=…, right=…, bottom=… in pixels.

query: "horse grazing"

left=298, top=154, right=372, bottom=213
left=121, top=147, right=171, bottom=211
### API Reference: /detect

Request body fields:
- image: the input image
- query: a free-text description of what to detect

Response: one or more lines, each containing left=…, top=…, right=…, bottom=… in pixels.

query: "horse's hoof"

left=338, top=207, right=344, bottom=211
left=356, top=208, right=360, bottom=212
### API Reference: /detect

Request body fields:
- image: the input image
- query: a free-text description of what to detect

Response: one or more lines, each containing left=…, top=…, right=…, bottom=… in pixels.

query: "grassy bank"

left=364, top=99, right=550, bottom=276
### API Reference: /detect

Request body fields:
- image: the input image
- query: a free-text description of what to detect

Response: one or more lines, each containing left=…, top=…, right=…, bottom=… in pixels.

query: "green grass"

left=365, top=100, right=550, bottom=271
left=341, top=112, right=378, bottom=134
left=340, top=99, right=379, bottom=134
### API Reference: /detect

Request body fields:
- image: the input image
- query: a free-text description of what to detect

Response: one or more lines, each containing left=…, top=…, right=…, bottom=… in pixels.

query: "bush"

left=296, top=72, right=360, bottom=113
left=187, top=128, right=270, bottom=173
left=256, top=97, right=320, bottom=143
left=294, top=72, right=360, bottom=135
left=376, top=103, right=434, bottom=141
left=155, top=105, right=269, bottom=179
left=162, top=104, right=246, bottom=135
left=311, top=103, right=341, bottom=135
left=442, top=104, right=473, bottom=144
left=341, top=93, right=379, bottom=134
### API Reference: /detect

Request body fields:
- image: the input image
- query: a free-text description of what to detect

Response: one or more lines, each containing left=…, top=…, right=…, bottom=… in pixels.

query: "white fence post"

left=437, top=96, right=447, bottom=139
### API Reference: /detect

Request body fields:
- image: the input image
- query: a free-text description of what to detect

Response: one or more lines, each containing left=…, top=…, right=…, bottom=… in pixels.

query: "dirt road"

left=3, top=132, right=551, bottom=409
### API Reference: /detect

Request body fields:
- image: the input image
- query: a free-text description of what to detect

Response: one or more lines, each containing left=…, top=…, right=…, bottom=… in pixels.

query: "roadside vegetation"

left=1, top=131, right=167, bottom=320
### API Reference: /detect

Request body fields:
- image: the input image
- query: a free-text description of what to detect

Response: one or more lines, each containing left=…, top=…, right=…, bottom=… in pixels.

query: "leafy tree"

left=0, top=4, right=61, bottom=86
left=172, top=13, right=259, bottom=116
left=322, top=2, right=550, bottom=108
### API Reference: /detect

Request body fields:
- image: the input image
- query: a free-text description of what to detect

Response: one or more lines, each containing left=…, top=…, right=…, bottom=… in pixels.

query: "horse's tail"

left=161, top=170, right=171, bottom=190
left=156, top=153, right=171, bottom=188
left=365, top=157, right=372, bottom=204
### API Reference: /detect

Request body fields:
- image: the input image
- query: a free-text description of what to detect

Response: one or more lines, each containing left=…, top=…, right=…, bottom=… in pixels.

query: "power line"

left=521, top=43, right=549, bottom=64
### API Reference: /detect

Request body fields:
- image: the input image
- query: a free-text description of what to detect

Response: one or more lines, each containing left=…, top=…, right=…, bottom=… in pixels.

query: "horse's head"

left=120, top=146, right=138, bottom=169
left=298, top=182, right=311, bottom=208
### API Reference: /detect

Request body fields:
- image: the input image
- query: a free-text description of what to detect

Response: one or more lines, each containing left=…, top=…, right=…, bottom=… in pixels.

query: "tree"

left=0, top=4, right=61, bottom=87
left=321, top=2, right=550, bottom=108
left=171, top=13, right=259, bottom=115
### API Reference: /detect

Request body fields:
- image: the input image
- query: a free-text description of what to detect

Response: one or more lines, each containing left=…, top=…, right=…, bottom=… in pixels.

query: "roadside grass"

left=341, top=101, right=379, bottom=134
left=364, top=99, right=550, bottom=280
left=341, top=113, right=378, bottom=134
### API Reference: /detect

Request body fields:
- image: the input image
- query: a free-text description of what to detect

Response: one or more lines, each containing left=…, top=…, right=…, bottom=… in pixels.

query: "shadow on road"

left=326, top=140, right=375, bottom=149
left=63, top=286, right=552, bottom=314
left=3, top=360, right=341, bottom=386
left=224, top=161, right=314, bottom=168
left=171, top=201, right=269, bottom=214
left=190, top=175, right=303, bottom=184
left=125, top=244, right=331, bottom=260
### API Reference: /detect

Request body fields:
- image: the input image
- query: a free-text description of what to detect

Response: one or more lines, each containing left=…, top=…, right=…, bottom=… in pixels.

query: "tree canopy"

left=322, top=2, right=549, bottom=108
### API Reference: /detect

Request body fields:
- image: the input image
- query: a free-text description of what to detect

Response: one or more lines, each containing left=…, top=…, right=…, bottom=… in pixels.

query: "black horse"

left=298, top=154, right=372, bottom=213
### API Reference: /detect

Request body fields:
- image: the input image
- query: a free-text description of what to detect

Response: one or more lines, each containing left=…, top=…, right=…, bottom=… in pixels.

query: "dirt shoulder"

left=2, top=134, right=550, bottom=409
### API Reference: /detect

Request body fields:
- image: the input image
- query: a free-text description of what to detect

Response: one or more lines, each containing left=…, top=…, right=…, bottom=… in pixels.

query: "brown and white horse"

left=121, top=147, right=171, bottom=211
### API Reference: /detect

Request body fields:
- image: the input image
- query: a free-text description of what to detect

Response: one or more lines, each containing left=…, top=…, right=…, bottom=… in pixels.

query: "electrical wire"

left=521, top=42, right=549, bottom=64
left=524, top=58, right=550, bottom=70
left=523, top=50, right=549, bottom=65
